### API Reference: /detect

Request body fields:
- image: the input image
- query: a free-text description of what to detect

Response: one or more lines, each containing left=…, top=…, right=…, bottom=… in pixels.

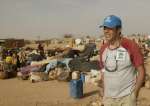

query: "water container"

left=72, top=71, right=80, bottom=80
left=85, top=74, right=91, bottom=83
left=80, top=73, right=85, bottom=83
left=70, top=79, right=83, bottom=98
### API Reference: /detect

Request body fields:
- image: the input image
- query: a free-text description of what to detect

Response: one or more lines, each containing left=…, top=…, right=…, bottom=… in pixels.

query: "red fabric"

left=121, top=37, right=144, bottom=68
left=99, top=37, right=144, bottom=70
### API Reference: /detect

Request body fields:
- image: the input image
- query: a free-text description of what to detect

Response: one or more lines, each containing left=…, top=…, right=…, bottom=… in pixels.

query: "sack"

left=57, top=71, right=71, bottom=82
left=48, top=70, right=58, bottom=80
left=17, top=72, right=29, bottom=80
left=0, top=71, right=8, bottom=79
left=0, top=71, right=17, bottom=79
left=30, top=72, right=49, bottom=83
left=80, top=61, right=99, bottom=72
left=0, top=62, right=4, bottom=71
left=30, top=72, right=42, bottom=83
left=4, top=63, right=14, bottom=72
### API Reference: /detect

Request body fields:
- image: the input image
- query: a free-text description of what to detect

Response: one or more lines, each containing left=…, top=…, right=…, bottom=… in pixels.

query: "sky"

left=0, top=0, right=150, bottom=39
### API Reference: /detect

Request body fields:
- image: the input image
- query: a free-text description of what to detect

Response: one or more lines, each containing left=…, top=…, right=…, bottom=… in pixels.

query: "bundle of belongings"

left=0, top=62, right=17, bottom=79
left=68, top=58, right=99, bottom=72
left=17, top=65, right=41, bottom=80
left=15, top=42, right=100, bottom=83
left=30, top=71, right=49, bottom=83
left=60, top=42, right=99, bottom=72
left=17, top=58, right=73, bottom=83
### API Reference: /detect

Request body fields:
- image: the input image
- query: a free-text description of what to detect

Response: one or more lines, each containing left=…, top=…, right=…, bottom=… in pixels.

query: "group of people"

left=0, top=49, right=23, bottom=78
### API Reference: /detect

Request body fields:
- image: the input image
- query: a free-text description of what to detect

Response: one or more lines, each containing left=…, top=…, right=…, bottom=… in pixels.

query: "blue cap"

left=100, top=15, right=122, bottom=28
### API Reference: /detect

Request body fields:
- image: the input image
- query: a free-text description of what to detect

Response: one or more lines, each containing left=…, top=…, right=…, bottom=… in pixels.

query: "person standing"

left=38, top=43, right=45, bottom=58
left=99, top=15, right=145, bottom=106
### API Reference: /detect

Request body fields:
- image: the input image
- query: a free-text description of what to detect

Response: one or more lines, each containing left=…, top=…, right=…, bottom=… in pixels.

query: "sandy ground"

left=0, top=58, right=150, bottom=106
left=0, top=79, right=100, bottom=106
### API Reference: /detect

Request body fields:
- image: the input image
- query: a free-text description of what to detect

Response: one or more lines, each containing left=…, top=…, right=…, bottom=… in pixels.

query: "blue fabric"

left=58, top=58, right=72, bottom=70
left=45, top=59, right=57, bottom=73
left=44, top=58, right=72, bottom=73
left=100, top=15, right=122, bottom=28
